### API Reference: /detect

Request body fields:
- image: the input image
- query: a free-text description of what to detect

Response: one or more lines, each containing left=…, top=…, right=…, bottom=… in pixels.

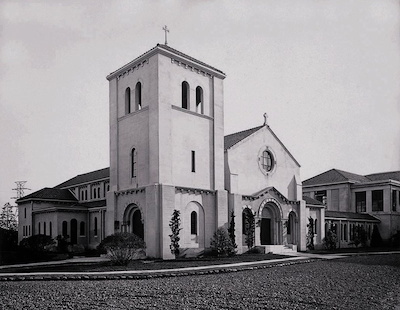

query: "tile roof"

left=365, top=171, right=400, bottom=182
left=224, top=125, right=264, bottom=150
left=325, top=211, right=380, bottom=222
left=303, top=169, right=370, bottom=186
left=17, top=188, right=78, bottom=203
left=303, top=196, right=324, bottom=206
left=80, top=199, right=107, bottom=208
left=54, top=167, right=110, bottom=189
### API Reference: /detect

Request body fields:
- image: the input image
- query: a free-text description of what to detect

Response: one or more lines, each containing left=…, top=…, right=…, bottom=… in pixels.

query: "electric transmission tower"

left=11, top=181, right=30, bottom=200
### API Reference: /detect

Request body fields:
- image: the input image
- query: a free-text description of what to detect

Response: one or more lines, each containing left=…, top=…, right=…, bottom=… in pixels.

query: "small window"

left=372, top=190, right=383, bottom=211
left=392, top=190, right=397, bottom=211
left=131, top=148, right=137, bottom=178
left=182, top=81, right=189, bottom=109
left=356, top=192, right=366, bottom=213
left=191, top=211, right=197, bottom=235
left=81, top=191, right=84, bottom=200
left=261, top=150, right=273, bottom=172
left=62, top=221, right=68, bottom=237
left=191, top=150, right=195, bottom=172
left=85, top=190, right=88, bottom=201
left=97, top=188, right=100, bottom=199
left=315, top=190, right=327, bottom=205
left=314, top=219, right=318, bottom=235
left=196, top=86, right=203, bottom=114
left=24, top=208, right=26, bottom=218
left=135, top=82, right=142, bottom=110
left=344, top=224, right=347, bottom=241
left=94, top=217, right=98, bottom=236
left=125, top=87, right=131, bottom=114
left=80, top=221, right=85, bottom=236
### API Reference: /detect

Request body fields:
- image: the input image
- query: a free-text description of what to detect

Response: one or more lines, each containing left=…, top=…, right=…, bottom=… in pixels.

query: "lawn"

left=0, top=254, right=399, bottom=309
left=0, top=253, right=289, bottom=273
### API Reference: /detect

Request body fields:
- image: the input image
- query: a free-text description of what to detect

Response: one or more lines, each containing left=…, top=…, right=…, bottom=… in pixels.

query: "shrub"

left=306, top=217, right=315, bottom=251
left=390, top=230, right=400, bottom=247
left=210, top=227, right=236, bottom=257
left=169, top=209, right=182, bottom=258
left=322, top=229, right=338, bottom=250
left=349, top=225, right=368, bottom=248
left=370, top=225, right=383, bottom=247
left=243, top=208, right=255, bottom=250
left=19, top=234, right=56, bottom=252
left=98, top=232, right=146, bottom=265
left=56, top=235, right=69, bottom=253
left=0, top=227, right=18, bottom=251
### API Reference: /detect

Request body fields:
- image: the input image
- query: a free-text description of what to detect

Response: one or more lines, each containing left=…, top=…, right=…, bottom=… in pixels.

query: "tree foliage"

left=169, top=209, right=182, bottom=258
left=243, top=208, right=255, bottom=249
left=228, top=210, right=237, bottom=250
left=19, top=234, right=56, bottom=252
left=306, top=217, right=315, bottom=250
left=98, top=232, right=146, bottom=265
left=0, top=203, right=18, bottom=231
left=349, top=225, right=368, bottom=248
left=322, top=229, right=338, bottom=250
left=210, top=227, right=236, bottom=257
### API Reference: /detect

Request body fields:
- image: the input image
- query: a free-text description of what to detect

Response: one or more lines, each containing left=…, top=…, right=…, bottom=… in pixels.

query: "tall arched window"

left=182, top=81, right=189, bottom=109
left=38, top=222, right=41, bottom=235
left=125, top=87, right=131, bottom=114
left=44, top=222, right=47, bottom=235
left=49, top=222, right=52, bottom=237
left=191, top=211, right=197, bottom=235
left=62, top=221, right=68, bottom=237
left=314, top=219, right=318, bottom=235
left=196, top=86, right=203, bottom=114
left=131, top=148, right=137, bottom=178
left=80, top=221, right=85, bottom=236
left=135, top=82, right=142, bottom=110
left=93, top=187, right=97, bottom=199
left=94, top=217, right=98, bottom=236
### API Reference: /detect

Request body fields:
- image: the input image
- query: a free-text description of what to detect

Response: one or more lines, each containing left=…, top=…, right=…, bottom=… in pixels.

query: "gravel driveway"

left=1, top=254, right=399, bottom=309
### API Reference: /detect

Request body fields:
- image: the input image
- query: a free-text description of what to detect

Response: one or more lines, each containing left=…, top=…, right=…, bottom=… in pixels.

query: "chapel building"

left=17, top=44, right=325, bottom=258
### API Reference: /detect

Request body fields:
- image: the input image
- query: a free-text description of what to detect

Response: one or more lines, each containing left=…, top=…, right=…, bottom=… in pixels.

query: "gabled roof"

left=303, top=196, right=324, bottom=206
left=17, top=188, right=78, bottom=203
left=55, top=167, right=110, bottom=189
left=224, top=125, right=264, bottom=150
left=107, top=44, right=225, bottom=81
left=365, top=171, right=400, bottom=182
left=303, top=169, right=370, bottom=186
left=325, top=211, right=380, bottom=222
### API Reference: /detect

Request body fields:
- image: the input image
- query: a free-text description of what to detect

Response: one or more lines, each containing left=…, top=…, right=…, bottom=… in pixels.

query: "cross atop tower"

left=162, top=25, right=169, bottom=45
left=263, top=112, right=268, bottom=126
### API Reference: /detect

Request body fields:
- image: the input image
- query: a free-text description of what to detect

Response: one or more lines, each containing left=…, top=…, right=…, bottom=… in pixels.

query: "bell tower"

left=106, top=44, right=227, bottom=258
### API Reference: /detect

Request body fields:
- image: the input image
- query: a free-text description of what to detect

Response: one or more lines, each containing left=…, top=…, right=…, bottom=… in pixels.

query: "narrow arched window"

left=85, top=189, right=88, bottom=200
left=62, top=221, right=68, bottom=237
left=93, top=187, right=97, bottom=199
left=182, top=81, right=189, bottom=109
left=196, top=86, right=203, bottom=114
left=94, top=217, right=98, bottom=236
left=49, top=222, right=52, bottom=237
left=97, top=188, right=100, bottom=198
left=80, top=221, right=85, bottom=236
left=38, top=222, right=41, bottom=235
left=314, top=219, right=318, bottom=235
left=191, top=211, right=197, bottom=235
left=44, top=222, right=47, bottom=235
left=131, top=148, right=137, bottom=178
left=125, top=87, right=131, bottom=114
left=81, top=190, right=84, bottom=200
left=135, top=82, right=142, bottom=110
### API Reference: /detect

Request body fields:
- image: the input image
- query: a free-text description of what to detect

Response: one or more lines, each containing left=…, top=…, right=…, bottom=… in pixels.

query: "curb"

left=0, top=258, right=316, bottom=282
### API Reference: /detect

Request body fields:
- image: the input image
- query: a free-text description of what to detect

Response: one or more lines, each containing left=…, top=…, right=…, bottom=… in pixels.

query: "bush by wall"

left=322, top=229, right=338, bottom=250
left=210, top=227, right=236, bottom=257
left=98, top=232, right=146, bottom=265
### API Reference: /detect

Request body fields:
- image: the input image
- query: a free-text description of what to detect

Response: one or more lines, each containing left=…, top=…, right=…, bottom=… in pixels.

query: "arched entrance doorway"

left=123, top=204, right=144, bottom=240
left=259, top=201, right=282, bottom=245
left=287, top=211, right=297, bottom=245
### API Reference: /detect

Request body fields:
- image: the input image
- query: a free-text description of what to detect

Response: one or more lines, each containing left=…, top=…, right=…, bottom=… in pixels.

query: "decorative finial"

left=263, top=112, right=268, bottom=126
left=162, top=25, right=169, bottom=45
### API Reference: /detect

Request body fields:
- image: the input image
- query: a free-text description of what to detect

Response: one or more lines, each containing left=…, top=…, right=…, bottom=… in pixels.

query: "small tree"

left=210, top=227, right=236, bottom=257
left=0, top=203, right=18, bottom=231
left=243, top=208, right=255, bottom=249
left=323, top=229, right=338, bottom=250
left=228, top=210, right=237, bottom=250
left=370, top=225, right=383, bottom=248
left=169, top=209, right=182, bottom=258
left=306, top=217, right=315, bottom=250
left=98, top=232, right=145, bottom=265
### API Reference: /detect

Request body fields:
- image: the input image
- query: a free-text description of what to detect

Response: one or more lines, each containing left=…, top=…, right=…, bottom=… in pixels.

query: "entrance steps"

left=264, top=244, right=297, bottom=254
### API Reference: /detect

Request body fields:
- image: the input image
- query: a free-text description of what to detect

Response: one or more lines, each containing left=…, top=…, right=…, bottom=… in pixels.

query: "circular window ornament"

left=258, top=147, right=276, bottom=175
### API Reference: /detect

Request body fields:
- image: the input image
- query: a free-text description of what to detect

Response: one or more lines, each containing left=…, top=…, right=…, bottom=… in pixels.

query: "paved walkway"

left=0, top=251, right=398, bottom=281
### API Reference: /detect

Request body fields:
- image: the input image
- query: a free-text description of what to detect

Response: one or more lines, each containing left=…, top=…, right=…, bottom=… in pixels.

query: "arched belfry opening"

left=259, top=201, right=282, bottom=245
left=123, top=204, right=144, bottom=240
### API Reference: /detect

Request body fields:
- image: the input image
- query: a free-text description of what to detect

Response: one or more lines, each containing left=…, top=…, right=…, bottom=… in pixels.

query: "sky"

left=0, top=0, right=399, bottom=208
